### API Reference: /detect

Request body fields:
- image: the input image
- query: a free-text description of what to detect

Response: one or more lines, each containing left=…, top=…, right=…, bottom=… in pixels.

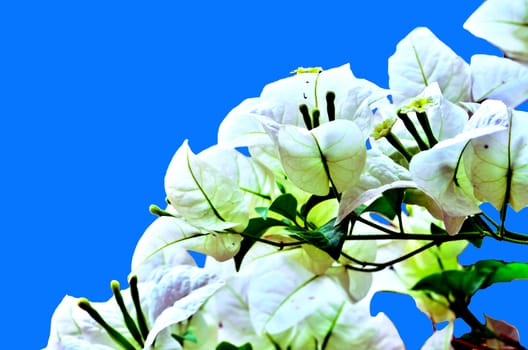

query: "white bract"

left=252, top=64, right=385, bottom=132
left=464, top=108, right=528, bottom=211
left=131, top=215, right=241, bottom=269
left=164, top=140, right=250, bottom=232
left=409, top=100, right=511, bottom=233
left=217, top=64, right=387, bottom=173
left=278, top=120, right=366, bottom=196
left=470, top=54, right=528, bottom=107
left=464, top=0, right=528, bottom=63
left=388, top=27, right=471, bottom=104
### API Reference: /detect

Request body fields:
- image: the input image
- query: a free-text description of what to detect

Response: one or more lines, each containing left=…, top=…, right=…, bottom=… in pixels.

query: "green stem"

left=312, top=108, right=321, bottom=128
left=78, top=298, right=138, bottom=350
left=416, top=111, right=438, bottom=147
left=479, top=212, right=528, bottom=244
left=479, top=212, right=500, bottom=229
left=499, top=170, right=512, bottom=238
left=343, top=241, right=437, bottom=272
left=343, top=232, right=482, bottom=241
left=111, top=281, right=144, bottom=348
left=453, top=301, right=527, bottom=350
left=385, top=131, right=413, bottom=162
left=499, top=111, right=514, bottom=238
left=129, top=276, right=149, bottom=341
left=352, top=214, right=400, bottom=235
left=238, top=231, right=307, bottom=248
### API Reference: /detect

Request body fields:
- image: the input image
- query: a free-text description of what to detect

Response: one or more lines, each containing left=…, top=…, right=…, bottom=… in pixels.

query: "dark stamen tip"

left=326, top=91, right=336, bottom=122
left=299, top=104, right=313, bottom=130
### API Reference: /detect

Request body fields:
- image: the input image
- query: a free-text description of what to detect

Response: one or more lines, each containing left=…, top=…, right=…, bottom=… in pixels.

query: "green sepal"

left=234, top=217, right=288, bottom=271
left=287, top=218, right=347, bottom=260
left=216, top=341, right=253, bottom=350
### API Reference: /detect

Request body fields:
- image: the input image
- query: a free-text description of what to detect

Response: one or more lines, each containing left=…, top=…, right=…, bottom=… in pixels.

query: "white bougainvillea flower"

left=164, top=140, right=249, bottom=232
left=470, top=54, right=528, bottom=107
left=277, top=119, right=366, bottom=196
left=464, top=0, right=528, bottom=62
left=464, top=108, right=528, bottom=211
left=389, top=27, right=471, bottom=104
left=258, top=64, right=385, bottom=130
left=409, top=100, right=510, bottom=233
left=218, top=64, right=388, bottom=149
left=44, top=265, right=223, bottom=350
left=370, top=83, right=468, bottom=167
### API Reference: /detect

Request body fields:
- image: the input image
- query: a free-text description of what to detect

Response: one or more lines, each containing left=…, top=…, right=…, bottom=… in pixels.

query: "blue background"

left=2, top=1, right=527, bottom=349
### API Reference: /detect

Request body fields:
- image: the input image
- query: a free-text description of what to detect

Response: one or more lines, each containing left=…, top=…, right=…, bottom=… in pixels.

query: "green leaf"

left=361, top=188, right=405, bottom=220
left=301, top=193, right=336, bottom=219
left=234, top=217, right=287, bottom=271
left=254, top=207, right=268, bottom=219
left=269, top=193, right=298, bottom=222
left=288, top=218, right=346, bottom=260
left=216, top=341, right=253, bottom=350
left=430, top=222, right=446, bottom=235
left=412, top=260, right=528, bottom=304
left=171, top=330, right=198, bottom=345
left=474, top=260, right=528, bottom=290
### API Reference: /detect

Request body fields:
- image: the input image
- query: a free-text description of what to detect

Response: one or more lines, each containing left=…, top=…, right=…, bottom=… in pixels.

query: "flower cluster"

left=45, top=1, right=528, bottom=349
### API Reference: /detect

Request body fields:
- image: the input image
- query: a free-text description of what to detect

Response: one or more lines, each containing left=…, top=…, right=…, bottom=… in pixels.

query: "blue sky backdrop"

left=1, top=1, right=527, bottom=348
